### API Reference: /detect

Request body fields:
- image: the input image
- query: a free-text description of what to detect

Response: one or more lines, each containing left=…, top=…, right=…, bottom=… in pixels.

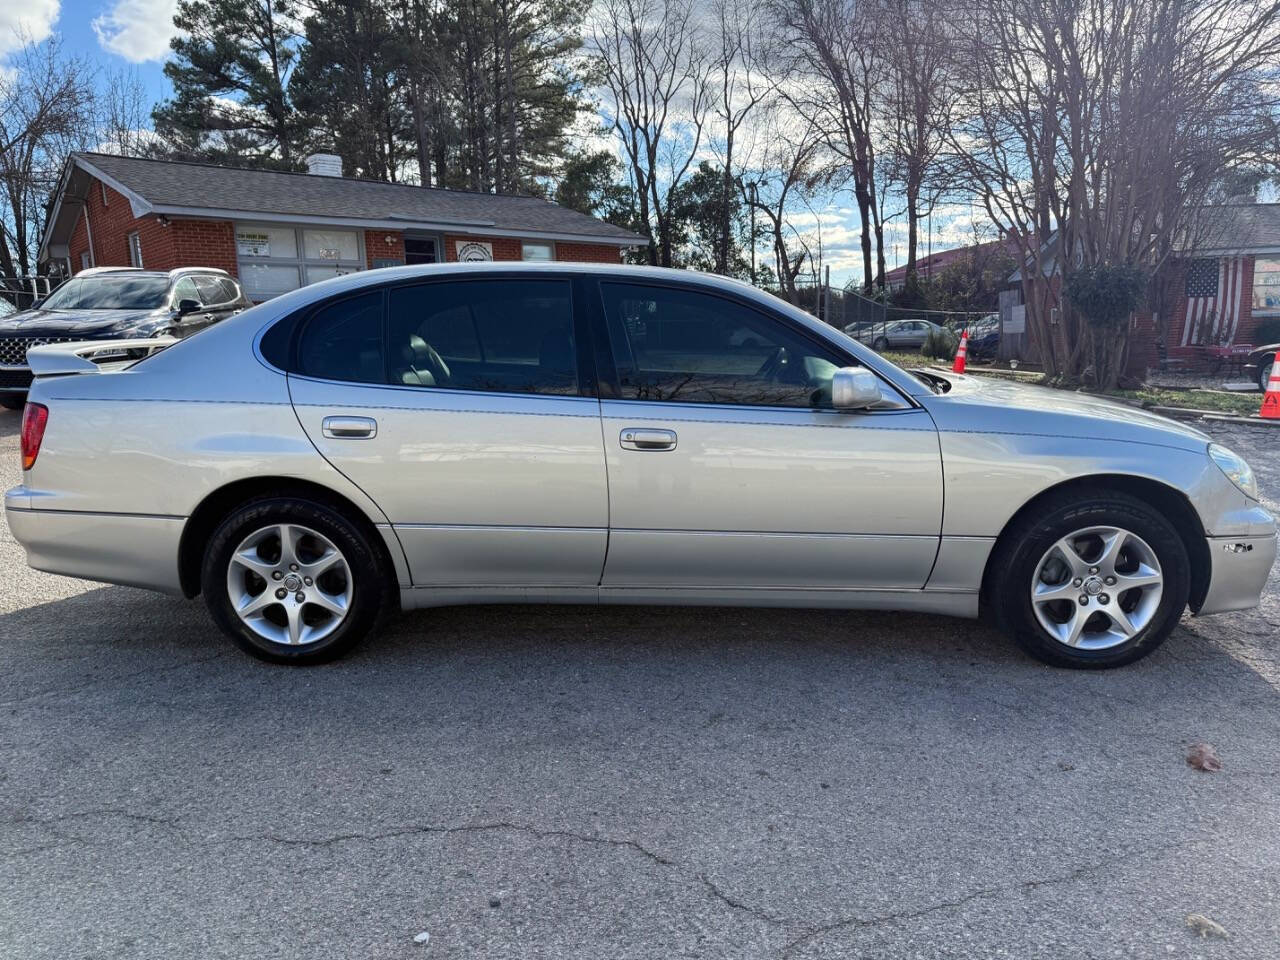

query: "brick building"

left=38, top=153, right=643, bottom=301
left=1001, top=206, right=1280, bottom=373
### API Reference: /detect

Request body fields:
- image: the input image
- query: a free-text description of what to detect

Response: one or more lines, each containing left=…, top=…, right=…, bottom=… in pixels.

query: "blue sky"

left=2, top=0, right=175, bottom=102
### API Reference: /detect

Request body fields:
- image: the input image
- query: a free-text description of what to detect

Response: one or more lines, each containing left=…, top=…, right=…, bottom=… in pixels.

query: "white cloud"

left=0, top=0, right=60, bottom=57
left=92, top=0, right=178, bottom=63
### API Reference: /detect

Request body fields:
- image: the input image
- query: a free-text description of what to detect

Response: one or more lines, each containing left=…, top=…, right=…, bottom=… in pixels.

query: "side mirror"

left=831, top=367, right=883, bottom=410
left=176, top=298, right=200, bottom=316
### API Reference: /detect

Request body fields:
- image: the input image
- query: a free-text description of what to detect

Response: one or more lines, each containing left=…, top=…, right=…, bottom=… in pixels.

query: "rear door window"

left=386, top=279, right=577, bottom=395
left=297, top=291, right=384, bottom=384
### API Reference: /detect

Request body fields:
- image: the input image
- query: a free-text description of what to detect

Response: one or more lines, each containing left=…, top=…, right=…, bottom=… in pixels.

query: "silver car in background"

left=6, top=264, right=1275, bottom=668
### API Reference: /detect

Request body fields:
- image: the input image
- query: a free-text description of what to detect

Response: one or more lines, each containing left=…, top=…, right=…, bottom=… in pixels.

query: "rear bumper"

left=4, top=492, right=184, bottom=594
left=1197, top=533, right=1277, bottom=615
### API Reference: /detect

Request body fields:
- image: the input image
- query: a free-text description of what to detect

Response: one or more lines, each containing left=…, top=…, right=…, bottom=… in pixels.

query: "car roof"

left=73, top=266, right=232, bottom=280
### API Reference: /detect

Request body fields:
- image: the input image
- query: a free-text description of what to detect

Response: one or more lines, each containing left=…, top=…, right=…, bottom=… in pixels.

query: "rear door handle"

left=322, top=415, right=377, bottom=439
left=619, top=427, right=677, bottom=451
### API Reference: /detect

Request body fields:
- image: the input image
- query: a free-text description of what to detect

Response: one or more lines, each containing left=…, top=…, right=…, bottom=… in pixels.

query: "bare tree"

left=98, top=69, right=153, bottom=156
left=740, top=105, right=824, bottom=302
left=951, top=0, right=1280, bottom=388
left=0, top=34, right=96, bottom=278
left=770, top=0, right=886, bottom=292
left=708, top=0, right=771, bottom=274
left=878, top=0, right=957, bottom=300
left=592, top=0, right=711, bottom=266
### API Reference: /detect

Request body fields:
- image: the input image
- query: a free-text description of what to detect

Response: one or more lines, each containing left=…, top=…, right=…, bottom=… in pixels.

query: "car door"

left=592, top=279, right=944, bottom=592
left=170, top=276, right=216, bottom=336
left=287, top=275, right=609, bottom=589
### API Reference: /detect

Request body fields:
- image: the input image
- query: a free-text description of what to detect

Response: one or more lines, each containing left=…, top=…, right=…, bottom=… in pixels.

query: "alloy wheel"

left=225, top=523, right=353, bottom=647
left=1030, top=525, right=1164, bottom=650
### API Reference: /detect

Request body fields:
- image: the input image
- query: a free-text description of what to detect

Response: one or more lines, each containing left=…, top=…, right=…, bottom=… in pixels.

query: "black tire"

left=988, top=489, right=1190, bottom=669
left=1260, top=355, right=1275, bottom=393
left=0, top=395, right=25, bottom=411
left=201, top=496, right=392, bottom=664
left=873, top=336, right=889, bottom=351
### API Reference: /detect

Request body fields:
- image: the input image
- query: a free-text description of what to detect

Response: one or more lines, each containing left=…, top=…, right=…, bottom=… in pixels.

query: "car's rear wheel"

left=201, top=497, right=391, bottom=664
left=989, top=490, right=1189, bottom=668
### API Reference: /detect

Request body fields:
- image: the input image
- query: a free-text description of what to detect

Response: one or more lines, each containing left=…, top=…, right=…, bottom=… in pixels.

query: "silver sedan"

left=5, top=264, right=1275, bottom=668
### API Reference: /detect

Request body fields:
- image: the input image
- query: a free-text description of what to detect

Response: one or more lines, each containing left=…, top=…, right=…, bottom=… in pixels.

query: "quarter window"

left=600, top=282, right=845, bottom=408
left=386, top=279, right=577, bottom=395
left=297, top=292, right=384, bottom=384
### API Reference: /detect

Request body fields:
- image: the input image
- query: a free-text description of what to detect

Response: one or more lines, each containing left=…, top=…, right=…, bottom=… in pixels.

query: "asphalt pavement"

left=1, top=407, right=1278, bottom=959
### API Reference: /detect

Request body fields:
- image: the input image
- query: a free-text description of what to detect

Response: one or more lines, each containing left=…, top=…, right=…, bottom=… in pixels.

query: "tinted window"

left=173, top=277, right=202, bottom=306
left=600, top=283, right=845, bottom=408
left=42, top=275, right=170, bottom=310
left=298, top=291, right=384, bottom=384
left=386, top=279, right=577, bottom=395
left=194, top=276, right=228, bottom=305
left=219, top=278, right=242, bottom=303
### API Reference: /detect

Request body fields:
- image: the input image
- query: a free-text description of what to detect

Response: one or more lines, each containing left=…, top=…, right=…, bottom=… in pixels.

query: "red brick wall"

left=169, top=220, right=237, bottom=274
left=442, top=234, right=624, bottom=263
left=365, top=229, right=405, bottom=268
left=65, top=177, right=238, bottom=276
left=555, top=241, right=624, bottom=263
left=68, top=179, right=176, bottom=274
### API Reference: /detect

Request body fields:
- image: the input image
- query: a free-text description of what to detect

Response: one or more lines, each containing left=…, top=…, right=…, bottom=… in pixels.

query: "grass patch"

left=1106, top=386, right=1261, bottom=417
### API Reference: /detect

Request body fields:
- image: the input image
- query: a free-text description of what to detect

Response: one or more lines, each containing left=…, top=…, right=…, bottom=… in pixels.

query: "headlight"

left=1208, top=443, right=1258, bottom=500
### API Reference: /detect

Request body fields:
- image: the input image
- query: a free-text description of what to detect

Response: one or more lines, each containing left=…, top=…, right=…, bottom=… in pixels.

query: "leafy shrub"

left=921, top=325, right=959, bottom=360
left=1064, top=264, right=1148, bottom=328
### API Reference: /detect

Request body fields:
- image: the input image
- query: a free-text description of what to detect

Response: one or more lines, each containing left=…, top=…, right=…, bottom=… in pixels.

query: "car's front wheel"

left=201, top=497, right=392, bottom=664
left=873, top=336, right=889, bottom=351
left=1259, top=354, right=1275, bottom=393
left=989, top=490, right=1190, bottom=668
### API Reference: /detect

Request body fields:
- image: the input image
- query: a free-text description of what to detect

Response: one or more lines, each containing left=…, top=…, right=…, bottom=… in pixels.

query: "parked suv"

left=0, top=266, right=250, bottom=408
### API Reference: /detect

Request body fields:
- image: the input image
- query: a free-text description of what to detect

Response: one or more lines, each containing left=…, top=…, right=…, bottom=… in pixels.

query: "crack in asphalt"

left=7, top=806, right=1205, bottom=954
left=778, top=838, right=1195, bottom=956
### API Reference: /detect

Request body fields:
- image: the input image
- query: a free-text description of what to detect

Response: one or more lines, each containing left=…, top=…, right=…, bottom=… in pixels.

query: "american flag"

left=1182, top=256, right=1244, bottom=346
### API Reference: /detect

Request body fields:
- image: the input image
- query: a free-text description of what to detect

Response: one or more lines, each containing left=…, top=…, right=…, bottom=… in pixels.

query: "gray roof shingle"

left=77, top=152, right=644, bottom=244
left=1182, top=204, right=1280, bottom=253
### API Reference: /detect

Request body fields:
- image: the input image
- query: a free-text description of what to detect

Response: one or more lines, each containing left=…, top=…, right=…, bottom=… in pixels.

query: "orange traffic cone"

left=1261, top=360, right=1280, bottom=419
left=952, top=329, right=968, bottom=374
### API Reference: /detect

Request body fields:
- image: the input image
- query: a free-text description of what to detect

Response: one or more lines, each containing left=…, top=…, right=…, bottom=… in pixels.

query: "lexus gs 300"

left=6, top=264, right=1275, bottom=668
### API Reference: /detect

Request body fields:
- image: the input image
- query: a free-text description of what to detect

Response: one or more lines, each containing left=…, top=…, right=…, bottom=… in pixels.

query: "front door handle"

left=620, top=427, right=677, bottom=451
left=322, top=415, right=377, bottom=439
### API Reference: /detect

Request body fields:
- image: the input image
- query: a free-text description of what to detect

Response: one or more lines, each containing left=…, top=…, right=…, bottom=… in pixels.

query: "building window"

left=522, top=242, right=555, bottom=262
left=1253, top=258, right=1280, bottom=315
left=234, top=223, right=364, bottom=301
left=127, top=232, right=143, bottom=267
left=80, top=251, right=91, bottom=272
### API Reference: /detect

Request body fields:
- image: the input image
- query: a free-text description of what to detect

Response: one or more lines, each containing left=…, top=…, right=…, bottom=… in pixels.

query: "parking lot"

left=0, top=407, right=1277, bottom=960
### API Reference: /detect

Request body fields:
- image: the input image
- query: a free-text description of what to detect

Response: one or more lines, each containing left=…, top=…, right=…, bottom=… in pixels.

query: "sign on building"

left=236, top=231, right=271, bottom=257
left=455, top=241, right=494, bottom=262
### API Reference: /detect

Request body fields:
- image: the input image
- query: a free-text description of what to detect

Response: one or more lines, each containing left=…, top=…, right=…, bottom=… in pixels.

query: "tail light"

left=20, top=402, right=48, bottom=471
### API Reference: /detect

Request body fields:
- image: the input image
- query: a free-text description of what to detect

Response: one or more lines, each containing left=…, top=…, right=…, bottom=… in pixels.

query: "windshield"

left=41, top=275, right=170, bottom=311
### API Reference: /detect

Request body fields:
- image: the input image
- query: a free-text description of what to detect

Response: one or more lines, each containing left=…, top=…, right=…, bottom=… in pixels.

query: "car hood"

left=918, top=371, right=1212, bottom=453
left=0, top=307, right=163, bottom=337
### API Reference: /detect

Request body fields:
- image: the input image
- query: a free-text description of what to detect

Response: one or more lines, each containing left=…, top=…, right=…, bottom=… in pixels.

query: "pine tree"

left=152, top=0, right=302, bottom=167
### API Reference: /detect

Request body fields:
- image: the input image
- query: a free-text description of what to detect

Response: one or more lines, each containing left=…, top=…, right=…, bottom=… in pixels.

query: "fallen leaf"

left=1186, top=742, right=1222, bottom=772
left=1185, top=913, right=1228, bottom=939
left=413, top=931, right=430, bottom=945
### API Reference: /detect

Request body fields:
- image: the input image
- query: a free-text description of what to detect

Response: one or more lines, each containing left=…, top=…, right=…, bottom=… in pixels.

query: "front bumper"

left=1197, top=533, right=1277, bottom=615
left=5, top=490, right=185, bottom=594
